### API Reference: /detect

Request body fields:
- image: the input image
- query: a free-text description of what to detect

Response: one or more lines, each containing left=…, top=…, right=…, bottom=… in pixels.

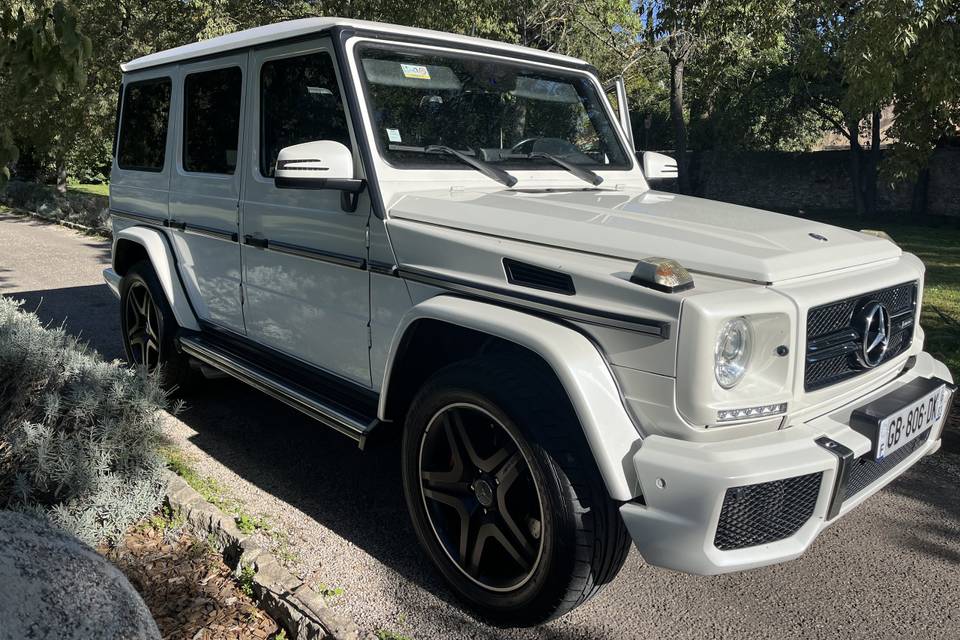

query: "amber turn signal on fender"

left=629, top=257, right=694, bottom=293
left=860, top=229, right=895, bottom=243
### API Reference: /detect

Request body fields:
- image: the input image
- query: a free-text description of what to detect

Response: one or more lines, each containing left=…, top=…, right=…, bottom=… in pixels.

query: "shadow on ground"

left=172, top=372, right=960, bottom=639
left=4, top=285, right=123, bottom=360
left=173, top=379, right=474, bottom=619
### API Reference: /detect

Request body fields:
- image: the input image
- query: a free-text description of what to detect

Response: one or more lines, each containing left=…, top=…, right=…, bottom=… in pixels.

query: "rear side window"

left=184, top=67, right=243, bottom=174
left=260, top=51, right=351, bottom=177
left=117, top=78, right=172, bottom=171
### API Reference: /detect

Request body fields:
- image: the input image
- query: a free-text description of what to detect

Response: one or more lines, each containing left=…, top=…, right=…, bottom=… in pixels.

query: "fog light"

left=717, top=403, right=788, bottom=423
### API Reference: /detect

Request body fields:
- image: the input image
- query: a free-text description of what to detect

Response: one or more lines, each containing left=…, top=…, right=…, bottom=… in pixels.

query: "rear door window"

left=184, top=67, right=243, bottom=174
left=117, top=78, right=172, bottom=171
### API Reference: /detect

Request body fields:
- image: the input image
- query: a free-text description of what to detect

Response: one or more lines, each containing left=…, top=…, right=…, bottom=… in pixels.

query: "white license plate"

left=875, top=384, right=948, bottom=460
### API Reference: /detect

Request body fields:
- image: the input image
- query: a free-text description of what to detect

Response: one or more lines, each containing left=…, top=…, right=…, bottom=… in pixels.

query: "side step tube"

left=179, top=335, right=376, bottom=447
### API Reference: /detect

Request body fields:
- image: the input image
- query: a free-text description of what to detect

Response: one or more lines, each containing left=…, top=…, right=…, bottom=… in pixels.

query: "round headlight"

left=715, top=317, right=752, bottom=389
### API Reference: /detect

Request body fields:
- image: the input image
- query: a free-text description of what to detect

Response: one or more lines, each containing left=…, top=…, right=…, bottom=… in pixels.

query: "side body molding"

left=114, top=226, right=201, bottom=331
left=379, top=295, right=642, bottom=501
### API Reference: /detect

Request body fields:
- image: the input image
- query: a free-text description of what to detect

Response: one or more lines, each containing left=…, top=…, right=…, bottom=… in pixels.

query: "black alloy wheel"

left=402, top=356, right=631, bottom=625
left=418, top=402, right=544, bottom=592
left=124, top=280, right=161, bottom=372
left=119, top=260, right=196, bottom=388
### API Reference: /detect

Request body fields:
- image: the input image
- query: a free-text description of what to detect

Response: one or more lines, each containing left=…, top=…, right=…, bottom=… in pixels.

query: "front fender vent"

left=502, top=258, right=575, bottom=295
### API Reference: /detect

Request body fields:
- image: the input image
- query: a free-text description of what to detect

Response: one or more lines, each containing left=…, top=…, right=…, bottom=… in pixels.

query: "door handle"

left=243, top=235, right=268, bottom=249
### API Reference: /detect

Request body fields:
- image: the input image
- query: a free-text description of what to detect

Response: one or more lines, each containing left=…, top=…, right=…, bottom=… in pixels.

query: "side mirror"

left=640, top=151, right=678, bottom=181
left=275, top=140, right=365, bottom=212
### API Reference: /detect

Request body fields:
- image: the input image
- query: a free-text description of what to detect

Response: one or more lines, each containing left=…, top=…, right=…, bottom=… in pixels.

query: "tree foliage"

left=625, top=1, right=793, bottom=191
left=847, top=0, right=960, bottom=183
left=0, top=1, right=91, bottom=184
left=2, top=0, right=958, bottom=214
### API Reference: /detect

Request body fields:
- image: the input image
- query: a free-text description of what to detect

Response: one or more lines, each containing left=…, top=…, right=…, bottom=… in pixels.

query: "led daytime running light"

left=717, top=403, right=788, bottom=423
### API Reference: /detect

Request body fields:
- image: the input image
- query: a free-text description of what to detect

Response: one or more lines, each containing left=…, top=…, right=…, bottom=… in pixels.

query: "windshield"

left=357, top=44, right=631, bottom=171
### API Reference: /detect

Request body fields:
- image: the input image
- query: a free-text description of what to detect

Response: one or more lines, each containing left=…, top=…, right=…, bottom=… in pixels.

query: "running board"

left=178, top=334, right=378, bottom=447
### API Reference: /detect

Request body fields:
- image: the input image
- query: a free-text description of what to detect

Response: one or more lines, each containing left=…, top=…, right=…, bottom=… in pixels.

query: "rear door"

left=111, top=71, right=174, bottom=224
left=239, top=38, right=372, bottom=386
left=168, top=54, right=247, bottom=333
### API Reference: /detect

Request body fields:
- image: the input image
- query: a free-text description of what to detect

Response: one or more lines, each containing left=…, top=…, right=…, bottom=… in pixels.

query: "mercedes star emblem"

left=856, top=300, right=891, bottom=368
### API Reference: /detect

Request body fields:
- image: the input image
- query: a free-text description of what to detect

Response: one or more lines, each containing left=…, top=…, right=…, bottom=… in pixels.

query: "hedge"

left=0, top=181, right=110, bottom=235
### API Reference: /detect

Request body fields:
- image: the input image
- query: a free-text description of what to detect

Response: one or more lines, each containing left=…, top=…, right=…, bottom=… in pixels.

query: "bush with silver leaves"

left=0, top=296, right=168, bottom=544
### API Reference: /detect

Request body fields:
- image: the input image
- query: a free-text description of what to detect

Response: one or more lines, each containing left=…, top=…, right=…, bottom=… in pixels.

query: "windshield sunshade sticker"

left=400, top=63, right=431, bottom=80
left=386, top=128, right=402, bottom=143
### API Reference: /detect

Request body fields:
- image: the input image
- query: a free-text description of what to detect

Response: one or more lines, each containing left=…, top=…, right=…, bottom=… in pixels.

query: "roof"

left=121, top=18, right=588, bottom=72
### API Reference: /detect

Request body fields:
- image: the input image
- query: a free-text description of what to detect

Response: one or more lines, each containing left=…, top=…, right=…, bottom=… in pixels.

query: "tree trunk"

left=645, top=3, right=655, bottom=45
left=863, top=109, right=882, bottom=216
left=669, top=57, right=690, bottom=194
left=55, top=155, right=68, bottom=195
left=910, top=168, right=930, bottom=217
left=845, top=116, right=865, bottom=216
left=848, top=143, right=865, bottom=216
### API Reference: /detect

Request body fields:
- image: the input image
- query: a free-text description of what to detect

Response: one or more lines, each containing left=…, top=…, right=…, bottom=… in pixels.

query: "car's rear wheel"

left=119, top=260, right=196, bottom=388
left=401, top=356, right=630, bottom=625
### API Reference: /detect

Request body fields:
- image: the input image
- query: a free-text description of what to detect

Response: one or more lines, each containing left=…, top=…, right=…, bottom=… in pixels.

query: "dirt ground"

left=102, top=519, right=282, bottom=640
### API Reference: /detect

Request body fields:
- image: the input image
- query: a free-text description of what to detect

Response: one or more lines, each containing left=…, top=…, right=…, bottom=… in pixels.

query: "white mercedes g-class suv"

left=104, top=18, right=954, bottom=625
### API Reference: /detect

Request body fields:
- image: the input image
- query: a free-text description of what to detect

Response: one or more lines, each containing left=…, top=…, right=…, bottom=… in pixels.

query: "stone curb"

left=162, top=470, right=366, bottom=640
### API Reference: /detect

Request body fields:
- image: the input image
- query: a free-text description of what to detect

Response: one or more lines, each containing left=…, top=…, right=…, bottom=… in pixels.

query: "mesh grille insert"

left=714, top=473, right=822, bottom=551
left=805, top=282, right=917, bottom=391
left=844, top=430, right=929, bottom=501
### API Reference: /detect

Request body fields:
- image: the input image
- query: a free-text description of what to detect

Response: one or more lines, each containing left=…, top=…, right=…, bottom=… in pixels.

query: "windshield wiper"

left=425, top=145, right=517, bottom=187
left=512, top=151, right=603, bottom=186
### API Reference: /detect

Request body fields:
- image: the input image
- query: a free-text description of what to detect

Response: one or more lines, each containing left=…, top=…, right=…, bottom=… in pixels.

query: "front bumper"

left=620, top=351, right=954, bottom=575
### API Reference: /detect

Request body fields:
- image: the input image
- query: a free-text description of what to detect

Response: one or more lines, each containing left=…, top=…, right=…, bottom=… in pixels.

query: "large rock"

left=0, top=511, right=160, bottom=640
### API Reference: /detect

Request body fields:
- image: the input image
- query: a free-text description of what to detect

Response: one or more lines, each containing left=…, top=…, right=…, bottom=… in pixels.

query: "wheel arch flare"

left=379, top=295, right=643, bottom=502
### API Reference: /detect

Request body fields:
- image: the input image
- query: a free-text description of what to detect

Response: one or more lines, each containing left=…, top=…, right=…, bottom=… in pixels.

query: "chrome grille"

left=804, top=282, right=918, bottom=391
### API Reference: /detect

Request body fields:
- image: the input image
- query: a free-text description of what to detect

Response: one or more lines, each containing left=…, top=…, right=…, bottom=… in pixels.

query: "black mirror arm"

left=273, top=177, right=367, bottom=212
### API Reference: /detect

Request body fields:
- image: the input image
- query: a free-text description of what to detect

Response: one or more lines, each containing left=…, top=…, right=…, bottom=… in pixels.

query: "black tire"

left=401, top=356, right=630, bottom=625
left=119, top=260, right=197, bottom=389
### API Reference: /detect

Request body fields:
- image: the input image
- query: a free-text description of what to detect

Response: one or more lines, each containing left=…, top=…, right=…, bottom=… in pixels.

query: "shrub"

left=0, top=297, right=168, bottom=544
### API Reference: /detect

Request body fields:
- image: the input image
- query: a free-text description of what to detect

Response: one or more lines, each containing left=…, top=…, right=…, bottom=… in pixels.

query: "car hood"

left=387, top=188, right=901, bottom=283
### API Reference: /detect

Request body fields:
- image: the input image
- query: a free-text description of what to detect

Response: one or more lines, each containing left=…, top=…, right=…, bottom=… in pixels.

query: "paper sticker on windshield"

left=401, top=64, right=431, bottom=80
left=386, top=128, right=402, bottom=143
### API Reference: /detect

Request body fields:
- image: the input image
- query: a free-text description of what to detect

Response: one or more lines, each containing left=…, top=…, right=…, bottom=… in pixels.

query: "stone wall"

left=683, top=147, right=960, bottom=217
left=926, top=148, right=960, bottom=216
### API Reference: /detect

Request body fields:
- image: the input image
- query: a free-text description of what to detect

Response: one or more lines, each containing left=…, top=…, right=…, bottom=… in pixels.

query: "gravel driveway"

left=2, top=210, right=959, bottom=640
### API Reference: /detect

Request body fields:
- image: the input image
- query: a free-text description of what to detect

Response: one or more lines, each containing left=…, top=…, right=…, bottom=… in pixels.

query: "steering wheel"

left=509, top=137, right=581, bottom=156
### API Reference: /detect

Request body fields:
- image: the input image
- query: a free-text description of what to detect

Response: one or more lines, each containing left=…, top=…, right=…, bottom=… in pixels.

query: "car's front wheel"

left=401, top=356, right=630, bottom=625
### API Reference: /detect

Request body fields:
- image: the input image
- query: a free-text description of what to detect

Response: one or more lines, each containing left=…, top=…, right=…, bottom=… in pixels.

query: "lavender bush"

left=0, top=297, right=167, bottom=543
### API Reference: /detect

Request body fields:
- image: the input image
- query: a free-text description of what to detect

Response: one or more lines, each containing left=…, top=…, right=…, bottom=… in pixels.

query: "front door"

left=169, top=53, right=247, bottom=333
left=239, top=39, right=372, bottom=386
